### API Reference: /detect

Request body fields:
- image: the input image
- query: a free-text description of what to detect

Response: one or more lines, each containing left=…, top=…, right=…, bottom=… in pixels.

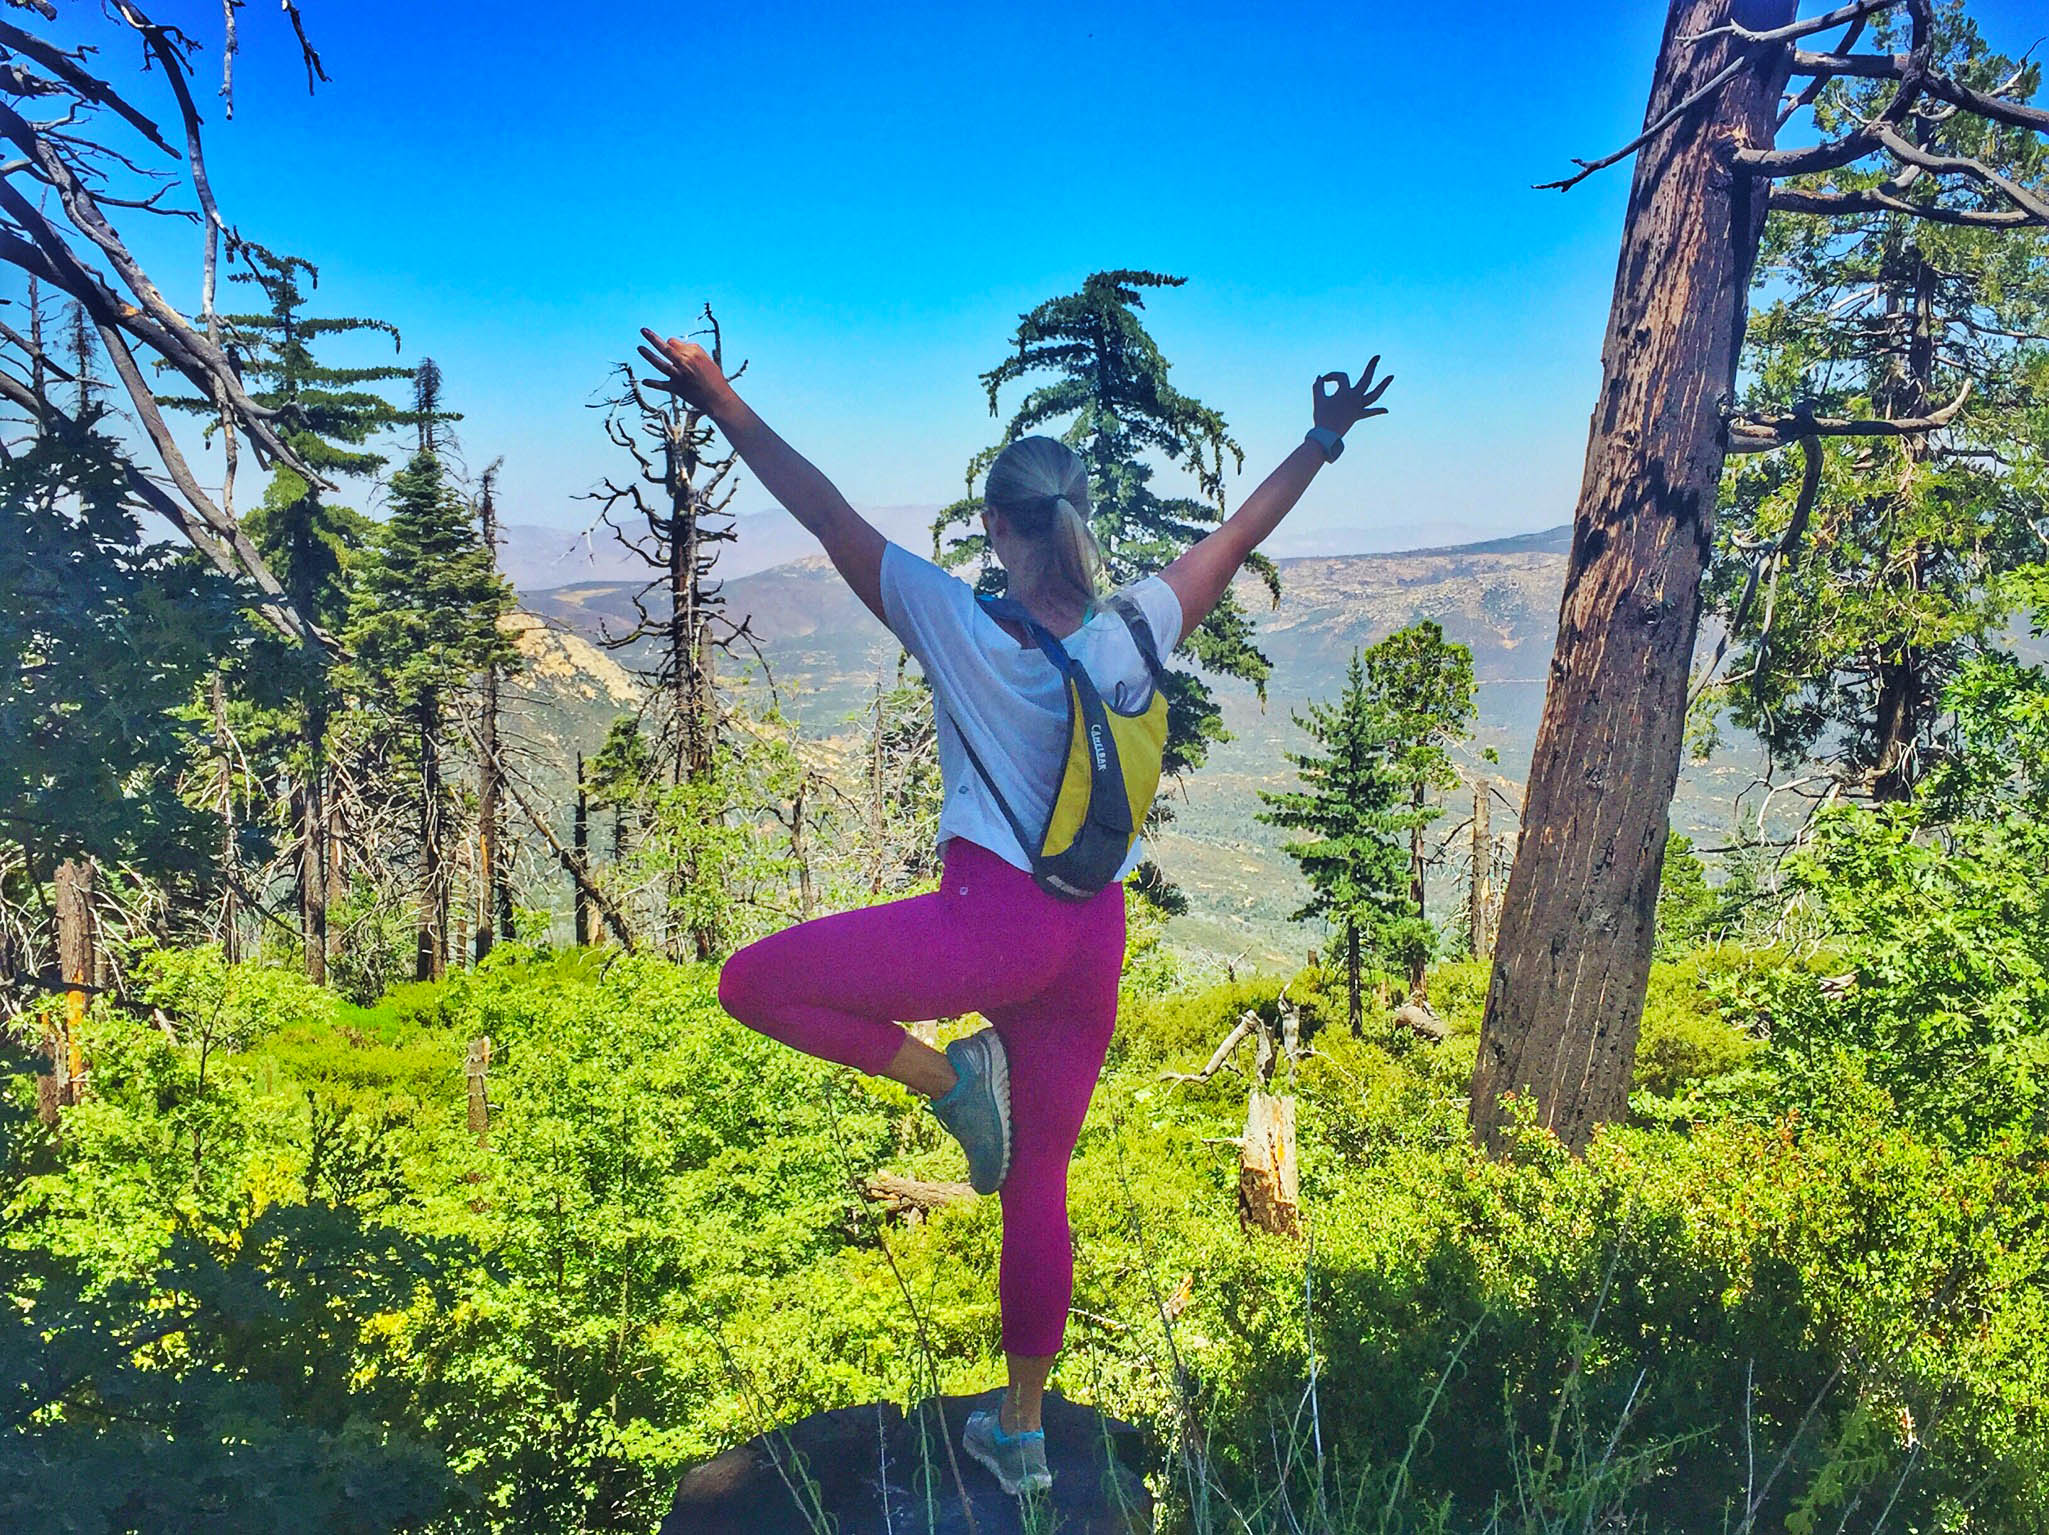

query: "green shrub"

left=13, top=947, right=2049, bottom=1533
left=1731, top=805, right=2049, bottom=1147
left=1632, top=947, right=1763, bottom=1098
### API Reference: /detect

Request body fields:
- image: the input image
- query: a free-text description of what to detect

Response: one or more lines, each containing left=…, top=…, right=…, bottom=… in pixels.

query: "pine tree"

left=162, top=245, right=416, bottom=981
left=1360, top=622, right=1477, bottom=1003
left=346, top=362, right=516, bottom=981
left=934, top=272, right=1276, bottom=885
left=1704, top=10, right=2049, bottom=802
left=0, top=410, right=235, bottom=881
left=1258, top=653, right=1410, bottom=1035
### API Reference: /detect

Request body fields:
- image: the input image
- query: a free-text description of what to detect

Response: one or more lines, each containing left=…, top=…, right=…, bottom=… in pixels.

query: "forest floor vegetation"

left=3, top=926, right=2046, bottom=1533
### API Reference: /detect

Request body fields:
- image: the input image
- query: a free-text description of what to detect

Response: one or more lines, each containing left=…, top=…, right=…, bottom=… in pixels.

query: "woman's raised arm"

left=638, top=327, right=888, bottom=624
left=1158, top=360, right=1392, bottom=646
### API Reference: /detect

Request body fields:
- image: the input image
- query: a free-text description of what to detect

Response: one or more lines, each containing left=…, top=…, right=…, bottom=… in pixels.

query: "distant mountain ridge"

left=517, top=522, right=1753, bottom=969
left=500, top=513, right=1578, bottom=595
left=1400, top=525, right=1574, bottom=557
left=497, top=505, right=944, bottom=593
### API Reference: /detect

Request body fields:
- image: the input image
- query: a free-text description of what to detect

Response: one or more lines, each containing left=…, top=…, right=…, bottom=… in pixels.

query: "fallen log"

left=860, top=1172, right=975, bottom=1223
left=1393, top=1001, right=1448, bottom=1043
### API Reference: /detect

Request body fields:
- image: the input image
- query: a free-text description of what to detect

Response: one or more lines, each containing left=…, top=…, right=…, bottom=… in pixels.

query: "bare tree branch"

left=1727, top=378, right=1972, bottom=450
left=0, top=7, right=336, bottom=644
left=0, top=19, right=178, bottom=154
left=279, top=0, right=329, bottom=94
left=1736, top=127, right=1882, bottom=177
left=1537, top=55, right=1752, bottom=193
left=1682, top=0, right=1895, bottom=47
left=1869, top=121, right=2049, bottom=222
left=1693, top=434, right=1821, bottom=706
left=1768, top=185, right=2039, bottom=227
left=1792, top=50, right=2049, bottom=133
left=0, top=364, right=314, bottom=641
left=1778, top=16, right=1869, bottom=127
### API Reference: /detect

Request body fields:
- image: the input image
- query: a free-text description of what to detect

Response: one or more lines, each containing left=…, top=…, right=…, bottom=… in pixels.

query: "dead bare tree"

left=584, top=305, right=755, bottom=958
left=474, top=460, right=512, bottom=960
left=586, top=306, right=750, bottom=784
left=0, top=3, right=335, bottom=645
left=1472, top=0, right=2048, bottom=1153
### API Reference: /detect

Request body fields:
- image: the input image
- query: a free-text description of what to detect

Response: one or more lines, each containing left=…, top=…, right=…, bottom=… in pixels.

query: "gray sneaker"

left=963, top=1406, right=1051, bottom=1495
left=927, top=1029, right=1011, bottom=1194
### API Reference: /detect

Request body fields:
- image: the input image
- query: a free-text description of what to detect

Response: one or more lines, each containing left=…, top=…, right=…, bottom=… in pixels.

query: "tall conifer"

left=1258, top=653, right=1410, bottom=1035
left=1705, top=12, right=2049, bottom=801
left=346, top=362, right=516, bottom=980
left=1361, top=622, right=1477, bottom=1002
left=164, top=245, right=415, bottom=980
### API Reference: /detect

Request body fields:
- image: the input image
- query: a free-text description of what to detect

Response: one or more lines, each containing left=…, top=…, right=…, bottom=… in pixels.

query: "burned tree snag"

left=476, top=464, right=511, bottom=960
left=1238, top=1093, right=1302, bottom=1240
left=465, top=1035, right=493, bottom=1141
left=1471, top=0, right=1797, bottom=1153
left=573, top=753, right=592, bottom=948
left=586, top=305, right=750, bottom=960
left=1469, top=778, right=1493, bottom=961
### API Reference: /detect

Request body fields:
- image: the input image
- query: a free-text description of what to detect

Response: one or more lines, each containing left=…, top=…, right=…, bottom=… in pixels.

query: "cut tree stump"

left=662, top=1390, right=1151, bottom=1534
left=1238, top=1091, right=1301, bottom=1239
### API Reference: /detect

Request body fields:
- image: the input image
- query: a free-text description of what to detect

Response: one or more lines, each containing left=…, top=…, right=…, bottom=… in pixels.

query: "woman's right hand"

left=638, top=327, right=734, bottom=414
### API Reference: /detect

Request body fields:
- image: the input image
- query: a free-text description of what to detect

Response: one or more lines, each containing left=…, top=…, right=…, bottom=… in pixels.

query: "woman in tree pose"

left=638, top=326, right=1390, bottom=1495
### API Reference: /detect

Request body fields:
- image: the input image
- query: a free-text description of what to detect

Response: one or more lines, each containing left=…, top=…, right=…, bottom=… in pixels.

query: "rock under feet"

left=662, top=1389, right=1152, bottom=1534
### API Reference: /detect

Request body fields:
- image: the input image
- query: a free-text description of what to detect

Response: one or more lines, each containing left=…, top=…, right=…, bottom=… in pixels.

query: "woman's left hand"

left=1313, top=358, right=1393, bottom=436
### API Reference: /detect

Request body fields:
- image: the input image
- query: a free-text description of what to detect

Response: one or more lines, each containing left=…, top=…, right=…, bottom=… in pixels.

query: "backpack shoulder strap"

left=940, top=699, right=1042, bottom=867
left=977, top=593, right=1076, bottom=674
left=1105, top=591, right=1169, bottom=686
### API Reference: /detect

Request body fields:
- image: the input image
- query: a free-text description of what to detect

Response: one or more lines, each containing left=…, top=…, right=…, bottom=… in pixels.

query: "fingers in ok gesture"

left=1314, top=357, right=1394, bottom=433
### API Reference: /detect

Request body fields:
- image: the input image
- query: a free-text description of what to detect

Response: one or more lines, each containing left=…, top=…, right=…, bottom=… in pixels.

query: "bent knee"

left=717, top=942, right=773, bottom=1022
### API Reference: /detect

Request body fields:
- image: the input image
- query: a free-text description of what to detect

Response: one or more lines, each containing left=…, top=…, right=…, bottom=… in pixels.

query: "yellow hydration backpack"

left=951, top=591, right=1171, bottom=902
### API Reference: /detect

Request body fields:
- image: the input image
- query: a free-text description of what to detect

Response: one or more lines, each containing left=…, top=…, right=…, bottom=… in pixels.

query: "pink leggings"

left=717, top=838, right=1125, bottom=1357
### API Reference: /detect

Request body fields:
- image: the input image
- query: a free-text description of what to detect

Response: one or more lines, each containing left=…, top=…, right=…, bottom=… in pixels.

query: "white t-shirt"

left=879, top=542, right=1185, bottom=880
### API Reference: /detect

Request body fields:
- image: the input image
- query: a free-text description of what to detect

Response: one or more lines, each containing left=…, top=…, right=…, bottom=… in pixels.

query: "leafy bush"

left=1177, top=1100, right=2049, bottom=1533
left=9, top=947, right=2049, bottom=1532
left=1732, top=804, right=2049, bottom=1146
left=1632, top=947, right=1763, bottom=1099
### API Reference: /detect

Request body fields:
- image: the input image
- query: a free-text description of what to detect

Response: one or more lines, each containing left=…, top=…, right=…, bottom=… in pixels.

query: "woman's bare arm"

left=1159, top=361, right=1391, bottom=646
left=638, top=327, right=888, bottom=624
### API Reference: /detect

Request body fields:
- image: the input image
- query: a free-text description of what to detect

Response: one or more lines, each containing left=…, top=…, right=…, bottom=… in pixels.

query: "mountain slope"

left=519, top=527, right=1765, bottom=969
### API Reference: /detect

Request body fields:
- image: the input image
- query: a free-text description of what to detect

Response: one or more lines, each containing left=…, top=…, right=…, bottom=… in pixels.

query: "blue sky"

left=94, top=0, right=2049, bottom=553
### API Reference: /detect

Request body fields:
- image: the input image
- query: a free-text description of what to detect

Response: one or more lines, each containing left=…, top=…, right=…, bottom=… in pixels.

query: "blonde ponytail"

left=985, top=437, right=1102, bottom=608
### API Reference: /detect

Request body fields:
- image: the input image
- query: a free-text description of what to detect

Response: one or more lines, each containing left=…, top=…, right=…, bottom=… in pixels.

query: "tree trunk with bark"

left=44, top=857, right=94, bottom=1124
left=324, top=804, right=345, bottom=972
left=573, top=752, right=592, bottom=948
left=416, top=698, right=445, bottom=982
left=1344, top=921, right=1362, bottom=1037
left=1407, top=780, right=1428, bottom=1002
left=1238, top=1092, right=1302, bottom=1239
left=298, top=689, right=330, bottom=984
left=1870, top=249, right=1938, bottom=804
left=1471, top=0, right=1796, bottom=1154
left=477, top=477, right=507, bottom=960
left=210, top=671, right=240, bottom=965
left=1469, top=777, right=1493, bottom=960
